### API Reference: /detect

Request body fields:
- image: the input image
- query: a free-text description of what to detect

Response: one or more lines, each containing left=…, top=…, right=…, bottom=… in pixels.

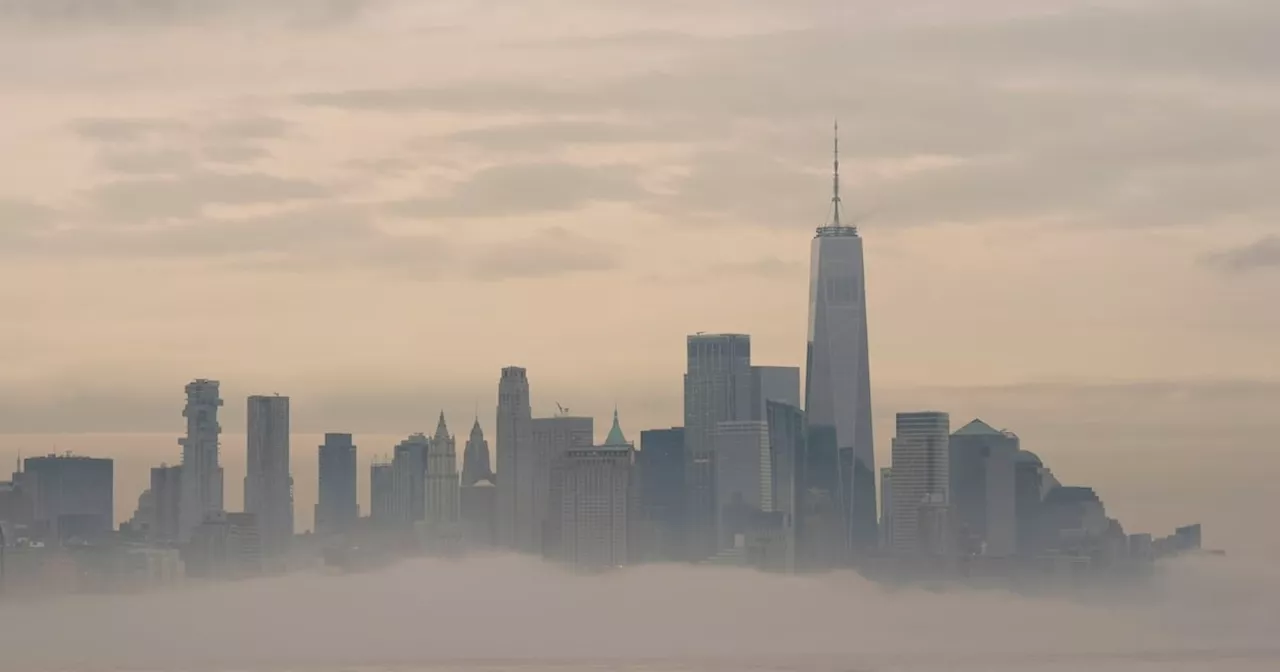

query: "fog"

left=1, top=554, right=1277, bottom=671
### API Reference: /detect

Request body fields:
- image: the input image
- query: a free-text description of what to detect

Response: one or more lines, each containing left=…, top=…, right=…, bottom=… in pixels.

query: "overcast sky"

left=1, top=0, right=1277, bottom=545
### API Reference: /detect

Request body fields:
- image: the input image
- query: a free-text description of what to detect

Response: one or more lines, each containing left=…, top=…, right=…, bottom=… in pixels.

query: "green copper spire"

left=603, top=406, right=628, bottom=446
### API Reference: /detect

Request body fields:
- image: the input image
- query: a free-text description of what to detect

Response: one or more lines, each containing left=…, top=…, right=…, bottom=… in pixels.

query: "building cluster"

left=0, top=133, right=1212, bottom=598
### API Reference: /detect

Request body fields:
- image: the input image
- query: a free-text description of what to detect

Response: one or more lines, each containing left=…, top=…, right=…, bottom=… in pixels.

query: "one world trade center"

left=802, top=124, right=877, bottom=564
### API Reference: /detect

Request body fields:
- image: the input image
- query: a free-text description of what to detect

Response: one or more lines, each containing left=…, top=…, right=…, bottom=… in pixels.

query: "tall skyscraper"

left=751, top=366, right=801, bottom=420
left=178, top=379, right=223, bottom=542
left=370, top=460, right=394, bottom=524
left=425, top=413, right=460, bottom=525
left=553, top=410, right=635, bottom=570
left=391, top=434, right=429, bottom=524
left=889, top=411, right=950, bottom=557
left=803, top=126, right=877, bottom=557
left=636, top=427, right=685, bottom=562
left=949, top=419, right=1018, bottom=557
left=684, top=333, right=754, bottom=561
left=316, top=433, right=358, bottom=536
left=711, top=421, right=773, bottom=548
left=245, top=395, right=293, bottom=557
left=461, top=417, right=492, bottom=487
left=23, top=454, right=114, bottom=541
left=150, top=464, right=182, bottom=543
left=495, top=366, right=532, bottom=549
left=765, top=401, right=804, bottom=542
left=528, top=413, right=593, bottom=554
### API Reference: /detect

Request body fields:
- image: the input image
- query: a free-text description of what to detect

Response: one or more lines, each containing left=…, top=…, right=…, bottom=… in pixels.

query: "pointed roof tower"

left=603, top=407, right=629, bottom=446
left=470, top=415, right=484, bottom=439
left=434, top=411, right=450, bottom=441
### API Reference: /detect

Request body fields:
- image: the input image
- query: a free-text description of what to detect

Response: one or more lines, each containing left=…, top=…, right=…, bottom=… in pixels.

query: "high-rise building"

left=245, top=395, right=293, bottom=557
left=425, top=413, right=460, bottom=525
left=803, top=127, right=877, bottom=557
left=460, top=480, right=497, bottom=547
left=553, top=411, right=635, bottom=570
left=889, top=411, right=950, bottom=557
left=765, top=402, right=804, bottom=554
left=636, top=427, right=685, bottom=562
left=711, top=421, right=773, bottom=548
left=370, top=461, right=394, bottom=524
left=150, top=464, right=182, bottom=543
left=949, top=419, right=1018, bottom=557
left=178, top=379, right=224, bottom=542
left=316, top=433, right=358, bottom=536
left=391, top=434, right=429, bottom=524
left=751, top=366, right=801, bottom=420
left=24, top=454, right=114, bottom=542
left=879, top=467, right=893, bottom=550
left=495, top=366, right=532, bottom=549
left=461, top=417, right=492, bottom=487
left=684, top=333, right=754, bottom=561
left=528, top=414, right=593, bottom=555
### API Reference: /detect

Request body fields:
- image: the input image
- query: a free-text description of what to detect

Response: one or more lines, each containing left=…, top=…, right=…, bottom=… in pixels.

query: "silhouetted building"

left=889, top=412, right=950, bottom=557
left=685, top=333, right=754, bottom=561
left=316, top=433, right=358, bottom=536
left=804, top=129, right=877, bottom=557
left=179, top=379, right=224, bottom=542
left=245, top=395, right=293, bottom=557
left=184, top=512, right=261, bottom=579
left=553, top=411, right=634, bottom=571
left=949, top=419, right=1018, bottom=557
left=369, top=461, right=394, bottom=524
left=461, top=417, right=492, bottom=486
left=751, top=366, right=800, bottom=419
left=496, top=366, right=532, bottom=549
left=460, top=480, right=496, bottom=547
left=878, top=467, right=893, bottom=550
left=391, top=434, right=428, bottom=524
left=149, top=464, right=182, bottom=542
left=425, top=413, right=460, bottom=526
left=636, top=427, right=685, bottom=562
left=528, top=414, right=593, bottom=555
left=24, top=454, right=114, bottom=542
left=713, top=421, right=772, bottom=548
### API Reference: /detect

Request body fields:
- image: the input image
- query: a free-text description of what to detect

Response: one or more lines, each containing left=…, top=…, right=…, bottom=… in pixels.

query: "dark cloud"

left=89, top=171, right=329, bottom=221
left=468, top=226, right=619, bottom=281
left=1203, top=236, right=1280, bottom=273
left=387, top=162, right=647, bottom=219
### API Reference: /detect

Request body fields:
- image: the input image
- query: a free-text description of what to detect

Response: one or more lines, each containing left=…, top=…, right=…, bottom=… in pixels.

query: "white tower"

left=425, top=412, right=460, bottom=524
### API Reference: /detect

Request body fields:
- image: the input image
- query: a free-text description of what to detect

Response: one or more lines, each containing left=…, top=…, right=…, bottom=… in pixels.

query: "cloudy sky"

left=0, top=0, right=1277, bottom=544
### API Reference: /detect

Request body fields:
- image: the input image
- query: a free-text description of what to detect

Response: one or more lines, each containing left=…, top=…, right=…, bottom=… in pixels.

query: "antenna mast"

left=832, top=119, right=842, bottom=227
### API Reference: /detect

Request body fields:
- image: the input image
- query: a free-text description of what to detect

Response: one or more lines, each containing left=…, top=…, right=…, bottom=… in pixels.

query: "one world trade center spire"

left=802, top=122, right=877, bottom=565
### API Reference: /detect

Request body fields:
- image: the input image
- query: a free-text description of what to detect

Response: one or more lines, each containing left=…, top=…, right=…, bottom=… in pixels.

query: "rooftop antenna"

left=831, top=119, right=842, bottom=227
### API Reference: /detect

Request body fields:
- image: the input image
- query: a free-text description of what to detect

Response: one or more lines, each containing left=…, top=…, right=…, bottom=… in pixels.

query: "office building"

left=461, top=417, right=492, bottom=487
left=391, top=434, right=429, bottom=524
left=370, top=460, right=394, bottom=524
left=425, top=413, right=460, bottom=525
left=553, top=411, right=635, bottom=570
left=150, top=464, right=182, bottom=542
left=684, top=333, right=754, bottom=560
left=751, top=366, right=801, bottom=419
left=527, top=413, right=593, bottom=554
left=712, top=421, right=773, bottom=548
left=316, top=433, right=358, bottom=536
left=178, top=379, right=224, bottom=541
left=24, top=454, right=114, bottom=542
left=184, top=512, right=262, bottom=579
left=636, top=427, right=685, bottom=562
left=889, top=411, right=950, bottom=557
left=245, top=395, right=293, bottom=557
left=949, top=419, right=1019, bottom=557
left=803, top=128, right=877, bottom=556
left=496, top=366, right=532, bottom=548
left=460, top=479, right=497, bottom=547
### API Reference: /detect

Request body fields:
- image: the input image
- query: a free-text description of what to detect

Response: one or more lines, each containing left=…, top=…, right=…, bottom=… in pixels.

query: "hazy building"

left=460, top=480, right=497, bottom=547
left=949, top=419, right=1019, bottom=557
left=889, top=412, right=950, bottom=557
left=803, top=130, right=877, bottom=556
left=150, top=464, right=182, bottom=543
left=369, top=461, right=394, bottom=524
left=554, top=411, right=634, bottom=570
left=712, top=421, right=773, bottom=548
left=178, top=379, right=224, bottom=542
left=391, top=434, right=429, bottom=524
left=495, top=366, right=532, bottom=549
left=528, top=414, right=593, bottom=555
left=684, top=333, right=754, bottom=560
left=636, top=427, right=685, bottom=562
left=879, top=467, right=893, bottom=550
left=316, top=433, right=358, bottom=536
left=425, top=413, right=460, bottom=525
left=751, top=366, right=801, bottom=420
left=245, top=395, right=293, bottom=557
left=24, top=455, right=114, bottom=542
left=765, top=401, right=804, bottom=572
left=461, top=417, right=492, bottom=487
left=184, top=511, right=261, bottom=579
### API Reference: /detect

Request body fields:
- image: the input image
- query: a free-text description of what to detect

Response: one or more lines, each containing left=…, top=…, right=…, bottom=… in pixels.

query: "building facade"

left=425, top=413, right=460, bottom=525
left=803, top=131, right=877, bottom=557
left=636, top=427, right=685, bottom=562
left=711, top=421, right=773, bottom=549
left=461, top=418, right=492, bottom=487
left=150, top=464, right=182, bottom=543
left=245, top=395, right=293, bottom=557
left=178, top=379, right=224, bottom=542
left=949, top=419, right=1018, bottom=557
left=495, top=366, right=532, bottom=549
left=554, top=411, right=635, bottom=571
left=370, top=461, right=394, bottom=524
left=528, top=414, right=593, bottom=555
left=391, top=434, right=429, bottom=524
left=316, top=433, right=358, bottom=536
left=684, top=333, right=754, bottom=561
left=24, top=455, right=114, bottom=542
left=889, top=411, right=950, bottom=557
